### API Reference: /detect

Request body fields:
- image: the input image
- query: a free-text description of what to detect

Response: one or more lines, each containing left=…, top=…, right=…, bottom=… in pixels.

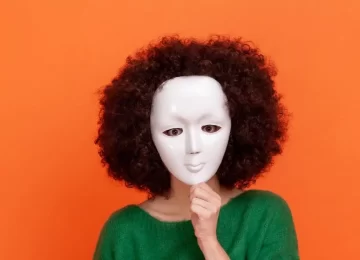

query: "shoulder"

left=96, top=204, right=145, bottom=244
left=236, top=189, right=290, bottom=205
left=231, top=189, right=294, bottom=219
left=101, top=204, right=143, bottom=233
left=241, top=189, right=289, bottom=203
left=223, top=189, right=297, bottom=238
left=93, top=205, right=143, bottom=259
left=230, top=190, right=299, bottom=258
left=94, top=205, right=143, bottom=259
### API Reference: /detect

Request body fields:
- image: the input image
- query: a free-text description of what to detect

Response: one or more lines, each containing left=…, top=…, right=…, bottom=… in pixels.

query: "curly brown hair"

left=95, top=35, right=289, bottom=196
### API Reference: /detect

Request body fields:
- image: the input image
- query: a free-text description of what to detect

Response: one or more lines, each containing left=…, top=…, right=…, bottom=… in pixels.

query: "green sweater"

left=94, top=190, right=299, bottom=260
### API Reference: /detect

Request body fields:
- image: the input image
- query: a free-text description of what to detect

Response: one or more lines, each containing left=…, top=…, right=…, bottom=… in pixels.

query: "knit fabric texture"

left=93, top=190, right=299, bottom=260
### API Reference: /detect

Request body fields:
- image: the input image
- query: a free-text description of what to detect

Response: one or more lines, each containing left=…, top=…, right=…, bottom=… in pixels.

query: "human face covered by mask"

left=150, top=76, right=231, bottom=186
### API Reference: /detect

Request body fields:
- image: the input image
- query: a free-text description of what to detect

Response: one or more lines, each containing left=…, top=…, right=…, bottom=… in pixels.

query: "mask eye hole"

left=163, top=128, right=183, bottom=136
left=201, top=125, right=221, bottom=133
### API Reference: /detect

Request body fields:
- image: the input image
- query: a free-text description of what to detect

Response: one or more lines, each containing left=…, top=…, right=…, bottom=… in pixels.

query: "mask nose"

left=186, top=128, right=202, bottom=155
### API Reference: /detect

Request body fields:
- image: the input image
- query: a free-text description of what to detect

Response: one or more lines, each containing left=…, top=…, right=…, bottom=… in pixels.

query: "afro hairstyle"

left=95, top=35, right=289, bottom=196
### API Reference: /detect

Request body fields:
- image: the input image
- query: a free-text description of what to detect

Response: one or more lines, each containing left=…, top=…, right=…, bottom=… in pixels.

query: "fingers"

left=190, top=183, right=222, bottom=219
left=190, top=183, right=221, bottom=204
left=190, top=203, right=213, bottom=219
left=196, top=182, right=216, bottom=193
left=190, top=182, right=213, bottom=194
left=191, top=197, right=217, bottom=211
left=189, top=183, right=221, bottom=241
left=190, top=185, right=211, bottom=201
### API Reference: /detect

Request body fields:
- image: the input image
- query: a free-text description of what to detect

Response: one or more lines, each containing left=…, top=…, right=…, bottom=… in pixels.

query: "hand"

left=189, top=183, right=221, bottom=243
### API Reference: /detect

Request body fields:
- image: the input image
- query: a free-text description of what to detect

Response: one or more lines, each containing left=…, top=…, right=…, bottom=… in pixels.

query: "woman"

left=93, top=35, right=299, bottom=259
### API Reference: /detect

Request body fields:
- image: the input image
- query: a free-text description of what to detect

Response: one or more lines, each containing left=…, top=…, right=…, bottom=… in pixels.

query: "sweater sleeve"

left=257, top=196, right=300, bottom=260
left=93, top=218, right=116, bottom=260
left=93, top=213, right=132, bottom=260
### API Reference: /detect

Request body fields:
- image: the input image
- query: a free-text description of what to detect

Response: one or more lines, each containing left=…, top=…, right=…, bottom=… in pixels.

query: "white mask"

left=150, top=75, right=231, bottom=186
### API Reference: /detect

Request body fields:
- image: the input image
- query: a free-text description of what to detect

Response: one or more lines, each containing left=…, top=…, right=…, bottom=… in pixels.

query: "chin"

left=178, top=175, right=215, bottom=186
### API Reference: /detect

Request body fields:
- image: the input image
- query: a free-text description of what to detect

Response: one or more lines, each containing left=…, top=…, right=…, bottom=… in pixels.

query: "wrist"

left=197, top=236, right=219, bottom=248
left=197, top=237, right=230, bottom=260
left=197, top=237, right=221, bottom=254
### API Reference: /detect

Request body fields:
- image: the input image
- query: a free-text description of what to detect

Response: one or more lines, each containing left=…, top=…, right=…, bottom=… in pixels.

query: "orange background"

left=1, top=0, right=359, bottom=259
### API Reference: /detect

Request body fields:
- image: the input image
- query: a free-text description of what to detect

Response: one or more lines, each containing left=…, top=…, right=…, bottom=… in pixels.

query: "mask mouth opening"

left=184, top=163, right=205, bottom=173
